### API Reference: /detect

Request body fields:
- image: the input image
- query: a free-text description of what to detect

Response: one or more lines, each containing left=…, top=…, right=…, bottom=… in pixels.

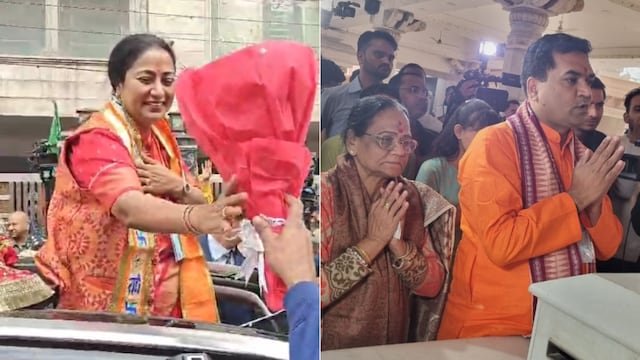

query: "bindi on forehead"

left=370, top=108, right=410, bottom=134
left=396, top=119, right=409, bottom=133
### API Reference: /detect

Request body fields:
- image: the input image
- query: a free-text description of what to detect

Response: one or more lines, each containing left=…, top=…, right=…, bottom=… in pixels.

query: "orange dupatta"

left=102, top=100, right=219, bottom=322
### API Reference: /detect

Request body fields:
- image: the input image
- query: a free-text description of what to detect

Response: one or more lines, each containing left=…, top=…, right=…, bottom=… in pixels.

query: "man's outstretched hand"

left=253, top=195, right=316, bottom=289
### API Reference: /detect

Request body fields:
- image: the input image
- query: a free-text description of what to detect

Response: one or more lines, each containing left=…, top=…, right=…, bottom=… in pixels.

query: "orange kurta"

left=437, top=121, right=622, bottom=339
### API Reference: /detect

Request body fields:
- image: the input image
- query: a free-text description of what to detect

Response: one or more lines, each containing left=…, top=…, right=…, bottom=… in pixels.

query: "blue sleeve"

left=285, top=281, right=319, bottom=360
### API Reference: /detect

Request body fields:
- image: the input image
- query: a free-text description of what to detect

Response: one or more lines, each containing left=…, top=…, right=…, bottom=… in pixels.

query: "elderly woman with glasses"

left=320, top=95, right=456, bottom=350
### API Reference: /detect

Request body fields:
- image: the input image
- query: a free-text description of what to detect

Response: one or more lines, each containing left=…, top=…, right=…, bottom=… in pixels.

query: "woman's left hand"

left=211, top=175, right=243, bottom=242
left=136, top=153, right=183, bottom=198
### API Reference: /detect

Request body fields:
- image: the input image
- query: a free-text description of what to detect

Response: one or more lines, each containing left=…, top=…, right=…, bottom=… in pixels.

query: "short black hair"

left=590, top=76, right=606, bottom=99
left=399, top=63, right=425, bottom=76
left=108, top=33, right=176, bottom=92
left=507, top=99, right=520, bottom=106
left=321, top=57, right=346, bottom=87
left=521, top=33, right=591, bottom=96
left=387, top=63, right=426, bottom=98
left=357, top=30, right=398, bottom=53
left=624, top=88, right=640, bottom=113
left=387, top=72, right=425, bottom=99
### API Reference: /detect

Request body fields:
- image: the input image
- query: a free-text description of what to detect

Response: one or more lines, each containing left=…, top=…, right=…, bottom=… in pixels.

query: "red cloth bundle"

left=175, top=41, right=317, bottom=311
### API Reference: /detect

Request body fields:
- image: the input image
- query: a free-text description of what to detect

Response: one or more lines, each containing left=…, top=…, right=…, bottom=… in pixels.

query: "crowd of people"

left=0, top=24, right=639, bottom=359
left=320, top=30, right=638, bottom=349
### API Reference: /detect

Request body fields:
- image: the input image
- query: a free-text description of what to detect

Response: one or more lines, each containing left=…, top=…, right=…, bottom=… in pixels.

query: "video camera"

left=619, top=141, right=640, bottom=182
left=462, top=68, right=502, bottom=88
left=334, top=1, right=359, bottom=18
left=460, top=59, right=522, bottom=114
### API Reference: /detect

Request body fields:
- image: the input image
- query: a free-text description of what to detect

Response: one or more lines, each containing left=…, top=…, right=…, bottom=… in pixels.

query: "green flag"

left=48, top=100, right=61, bottom=155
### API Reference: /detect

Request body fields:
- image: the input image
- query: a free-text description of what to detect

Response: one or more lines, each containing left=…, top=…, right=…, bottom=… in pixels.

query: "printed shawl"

left=507, top=103, right=596, bottom=306
left=322, top=155, right=455, bottom=349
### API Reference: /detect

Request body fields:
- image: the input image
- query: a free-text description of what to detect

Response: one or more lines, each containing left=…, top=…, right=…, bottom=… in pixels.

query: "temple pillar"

left=495, top=0, right=584, bottom=100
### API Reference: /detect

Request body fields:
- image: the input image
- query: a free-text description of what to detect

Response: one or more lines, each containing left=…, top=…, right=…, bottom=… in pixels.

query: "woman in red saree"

left=36, top=34, right=247, bottom=322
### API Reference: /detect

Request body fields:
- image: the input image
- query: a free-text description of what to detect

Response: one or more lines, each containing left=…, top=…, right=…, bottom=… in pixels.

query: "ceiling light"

left=620, top=67, right=640, bottom=83
left=479, top=41, right=497, bottom=57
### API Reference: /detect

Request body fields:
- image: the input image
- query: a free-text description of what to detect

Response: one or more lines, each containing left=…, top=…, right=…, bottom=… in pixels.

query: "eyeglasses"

left=364, top=133, right=418, bottom=153
left=400, top=86, right=428, bottom=97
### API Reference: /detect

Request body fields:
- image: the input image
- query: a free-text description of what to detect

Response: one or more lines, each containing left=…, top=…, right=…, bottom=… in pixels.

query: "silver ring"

left=222, top=206, right=228, bottom=218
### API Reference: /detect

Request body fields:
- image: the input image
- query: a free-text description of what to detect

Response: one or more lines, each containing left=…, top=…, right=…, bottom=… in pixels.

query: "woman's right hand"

left=191, top=175, right=248, bottom=236
left=211, top=215, right=243, bottom=248
left=365, top=181, right=409, bottom=247
left=189, top=192, right=248, bottom=235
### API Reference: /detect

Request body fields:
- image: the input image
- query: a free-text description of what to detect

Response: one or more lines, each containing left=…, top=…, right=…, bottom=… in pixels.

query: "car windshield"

left=0, top=309, right=286, bottom=340
left=0, top=309, right=288, bottom=360
left=6, top=259, right=289, bottom=359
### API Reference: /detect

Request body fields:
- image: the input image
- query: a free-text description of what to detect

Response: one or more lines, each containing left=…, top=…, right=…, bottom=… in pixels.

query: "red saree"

left=36, top=100, right=218, bottom=322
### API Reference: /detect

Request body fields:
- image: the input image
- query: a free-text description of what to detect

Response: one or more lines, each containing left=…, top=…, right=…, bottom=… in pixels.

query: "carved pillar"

left=496, top=0, right=584, bottom=100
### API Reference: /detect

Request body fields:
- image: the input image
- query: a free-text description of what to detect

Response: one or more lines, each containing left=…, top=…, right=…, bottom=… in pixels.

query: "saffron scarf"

left=103, top=98, right=219, bottom=322
left=507, top=103, right=596, bottom=309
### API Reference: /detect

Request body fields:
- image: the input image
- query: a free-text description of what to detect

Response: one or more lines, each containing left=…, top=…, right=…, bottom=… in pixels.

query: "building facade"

left=0, top=0, right=320, bottom=161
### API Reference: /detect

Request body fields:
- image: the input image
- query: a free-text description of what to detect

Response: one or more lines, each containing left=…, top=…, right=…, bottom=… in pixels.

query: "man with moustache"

left=438, top=33, right=623, bottom=339
left=576, top=77, right=607, bottom=151
left=321, top=30, right=397, bottom=140
left=6, top=211, right=42, bottom=254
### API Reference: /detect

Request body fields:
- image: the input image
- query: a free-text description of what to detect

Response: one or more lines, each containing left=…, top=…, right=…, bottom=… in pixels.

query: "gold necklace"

left=112, top=98, right=144, bottom=160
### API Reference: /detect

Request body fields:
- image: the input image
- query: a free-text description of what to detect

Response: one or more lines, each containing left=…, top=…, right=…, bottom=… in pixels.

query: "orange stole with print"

left=110, top=229, right=155, bottom=315
left=101, top=103, right=219, bottom=322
